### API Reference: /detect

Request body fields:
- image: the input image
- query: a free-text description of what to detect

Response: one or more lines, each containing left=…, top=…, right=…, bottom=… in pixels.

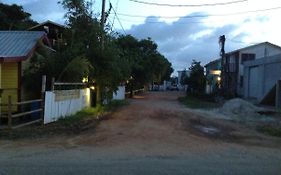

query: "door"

left=249, top=66, right=259, bottom=98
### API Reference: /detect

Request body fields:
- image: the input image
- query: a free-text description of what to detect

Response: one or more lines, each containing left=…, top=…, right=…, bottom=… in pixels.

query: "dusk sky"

left=2, top=0, right=281, bottom=72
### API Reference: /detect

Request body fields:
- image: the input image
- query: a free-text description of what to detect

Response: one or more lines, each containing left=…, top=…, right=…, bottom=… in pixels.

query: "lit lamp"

left=82, top=77, right=88, bottom=83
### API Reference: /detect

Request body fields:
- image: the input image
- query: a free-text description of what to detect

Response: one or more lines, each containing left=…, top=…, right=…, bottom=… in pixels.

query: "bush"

left=257, top=126, right=281, bottom=137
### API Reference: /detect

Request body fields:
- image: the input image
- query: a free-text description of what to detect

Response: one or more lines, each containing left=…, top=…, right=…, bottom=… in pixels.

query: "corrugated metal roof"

left=28, top=20, right=66, bottom=30
left=0, top=31, right=45, bottom=59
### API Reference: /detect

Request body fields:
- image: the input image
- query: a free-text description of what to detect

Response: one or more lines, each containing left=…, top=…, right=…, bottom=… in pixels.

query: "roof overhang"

left=0, top=34, right=50, bottom=63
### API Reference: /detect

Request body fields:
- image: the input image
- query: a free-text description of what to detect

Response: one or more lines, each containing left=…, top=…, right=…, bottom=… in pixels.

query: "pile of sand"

left=220, top=98, right=262, bottom=116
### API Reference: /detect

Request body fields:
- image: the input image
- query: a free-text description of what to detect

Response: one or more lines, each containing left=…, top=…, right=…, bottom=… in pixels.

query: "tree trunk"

left=96, top=85, right=102, bottom=105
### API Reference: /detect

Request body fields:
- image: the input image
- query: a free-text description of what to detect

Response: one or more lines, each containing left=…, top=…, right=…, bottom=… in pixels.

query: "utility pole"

left=101, top=0, right=106, bottom=37
left=96, top=0, right=106, bottom=105
left=219, top=35, right=226, bottom=96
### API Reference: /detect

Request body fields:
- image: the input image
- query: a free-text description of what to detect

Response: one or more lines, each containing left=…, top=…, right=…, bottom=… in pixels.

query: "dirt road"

left=0, top=91, right=281, bottom=175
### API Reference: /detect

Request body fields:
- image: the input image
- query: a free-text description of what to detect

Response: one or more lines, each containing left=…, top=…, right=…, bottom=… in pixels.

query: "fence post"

left=7, top=95, right=12, bottom=130
left=41, top=75, right=46, bottom=125
left=51, top=77, right=55, bottom=91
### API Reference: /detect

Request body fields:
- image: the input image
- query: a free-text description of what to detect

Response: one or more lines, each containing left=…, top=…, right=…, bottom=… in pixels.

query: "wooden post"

left=51, top=77, right=55, bottom=91
left=41, top=75, right=46, bottom=124
left=7, top=95, right=12, bottom=130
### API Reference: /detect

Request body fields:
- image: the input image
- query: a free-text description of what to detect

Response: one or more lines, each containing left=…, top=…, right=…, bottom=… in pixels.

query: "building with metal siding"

left=244, top=54, right=281, bottom=108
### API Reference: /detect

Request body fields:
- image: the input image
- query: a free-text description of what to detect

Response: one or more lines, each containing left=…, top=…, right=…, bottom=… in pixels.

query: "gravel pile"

left=220, top=98, right=262, bottom=116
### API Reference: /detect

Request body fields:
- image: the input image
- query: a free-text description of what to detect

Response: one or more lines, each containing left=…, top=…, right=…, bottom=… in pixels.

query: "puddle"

left=186, top=118, right=239, bottom=141
left=194, top=125, right=221, bottom=135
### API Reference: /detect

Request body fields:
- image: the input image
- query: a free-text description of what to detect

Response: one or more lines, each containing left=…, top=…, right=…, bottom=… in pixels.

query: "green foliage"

left=23, top=0, right=173, bottom=102
left=116, top=35, right=173, bottom=89
left=0, top=3, right=38, bottom=30
left=57, top=107, right=102, bottom=126
left=184, top=60, right=206, bottom=95
left=105, top=100, right=129, bottom=111
left=179, top=95, right=220, bottom=109
left=58, top=100, right=128, bottom=125
left=57, top=56, right=92, bottom=82
left=257, top=126, right=281, bottom=137
left=22, top=43, right=92, bottom=94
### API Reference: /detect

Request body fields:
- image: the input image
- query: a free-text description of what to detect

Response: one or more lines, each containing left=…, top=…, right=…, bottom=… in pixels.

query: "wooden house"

left=28, top=20, right=65, bottom=48
left=0, top=31, right=49, bottom=114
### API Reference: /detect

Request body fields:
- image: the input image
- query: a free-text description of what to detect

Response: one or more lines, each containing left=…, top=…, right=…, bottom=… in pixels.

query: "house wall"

left=244, top=54, right=281, bottom=103
left=237, top=43, right=281, bottom=96
left=1, top=62, right=19, bottom=112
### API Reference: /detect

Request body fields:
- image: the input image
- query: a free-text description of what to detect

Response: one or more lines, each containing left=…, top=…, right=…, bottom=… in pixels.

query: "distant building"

left=28, top=20, right=65, bottom=48
left=244, top=54, right=281, bottom=108
left=205, top=42, right=281, bottom=96
left=205, top=59, right=221, bottom=94
left=177, top=70, right=190, bottom=86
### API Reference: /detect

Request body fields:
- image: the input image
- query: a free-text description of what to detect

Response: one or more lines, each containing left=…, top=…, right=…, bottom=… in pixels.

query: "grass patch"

left=105, top=100, right=129, bottom=111
left=0, top=100, right=129, bottom=140
left=257, top=126, right=281, bottom=137
left=57, top=106, right=104, bottom=126
left=179, top=95, right=221, bottom=109
left=57, top=100, right=128, bottom=125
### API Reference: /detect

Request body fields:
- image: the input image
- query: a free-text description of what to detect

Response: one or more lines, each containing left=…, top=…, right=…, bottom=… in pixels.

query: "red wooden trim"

left=0, top=56, right=26, bottom=62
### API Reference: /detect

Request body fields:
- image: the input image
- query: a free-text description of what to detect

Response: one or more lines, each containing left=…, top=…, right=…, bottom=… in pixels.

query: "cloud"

left=127, top=13, right=246, bottom=71
left=23, top=0, right=66, bottom=24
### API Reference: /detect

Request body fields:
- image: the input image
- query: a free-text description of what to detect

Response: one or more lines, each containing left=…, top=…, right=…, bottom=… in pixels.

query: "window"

left=43, top=26, right=49, bottom=33
left=241, top=53, right=255, bottom=63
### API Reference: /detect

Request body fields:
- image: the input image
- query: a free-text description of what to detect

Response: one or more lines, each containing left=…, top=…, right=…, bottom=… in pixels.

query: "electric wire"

left=109, top=1, right=126, bottom=35
left=128, top=0, right=248, bottom=7
left=110, top=6, right=281, bottom=19
left=111, top=0, right=120, bottom=27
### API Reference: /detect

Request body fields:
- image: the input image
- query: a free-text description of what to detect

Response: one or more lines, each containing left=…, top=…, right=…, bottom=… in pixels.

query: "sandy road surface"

left=0, top=91, right=281, bottom=175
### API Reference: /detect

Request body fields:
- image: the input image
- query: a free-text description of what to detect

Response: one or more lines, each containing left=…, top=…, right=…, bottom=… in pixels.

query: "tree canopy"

left=0, top=3, right=38, bottom=30
left=15, top=0, right=173, bottom=102
left=184, top=60, right=206, bottom=95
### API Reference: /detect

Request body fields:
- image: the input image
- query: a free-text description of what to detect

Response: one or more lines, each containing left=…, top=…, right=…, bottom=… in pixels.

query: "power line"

left=129, top=0, right=248, bottom=7
left=228, top=38, right=259, bottom=45
left=111, top=0, right=120, bottom=27
left=109, top=2, right=126, bottom=35
left=107, top=17, right=118, bottom=33
left=116, top=16, right=232, bottom=24
left=110, top=6, right=281, bottom=19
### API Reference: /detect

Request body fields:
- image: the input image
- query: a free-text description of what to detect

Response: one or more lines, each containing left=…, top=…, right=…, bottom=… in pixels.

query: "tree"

left=0, top=3, right=38, bottom=30
left=185, top=60, right=206, bottom=95
left=116, top=35, right=173, bottom=89
left=60, top=0, right=132, bottom=104
left=24, top=0, right=173, bottom=102
left=22, top=42, right=92, bottom=97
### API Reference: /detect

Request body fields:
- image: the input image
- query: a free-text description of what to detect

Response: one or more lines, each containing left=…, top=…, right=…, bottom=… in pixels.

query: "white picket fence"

left=44, top=88, right=91, bottom=124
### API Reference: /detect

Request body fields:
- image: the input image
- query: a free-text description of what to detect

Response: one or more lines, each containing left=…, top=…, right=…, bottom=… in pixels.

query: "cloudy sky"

left=2, top=0, right=281, bottom=73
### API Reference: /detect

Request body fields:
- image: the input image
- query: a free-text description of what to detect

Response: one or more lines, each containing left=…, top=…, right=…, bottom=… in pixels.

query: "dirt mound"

left=220, top=98, right=262, bottom=116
